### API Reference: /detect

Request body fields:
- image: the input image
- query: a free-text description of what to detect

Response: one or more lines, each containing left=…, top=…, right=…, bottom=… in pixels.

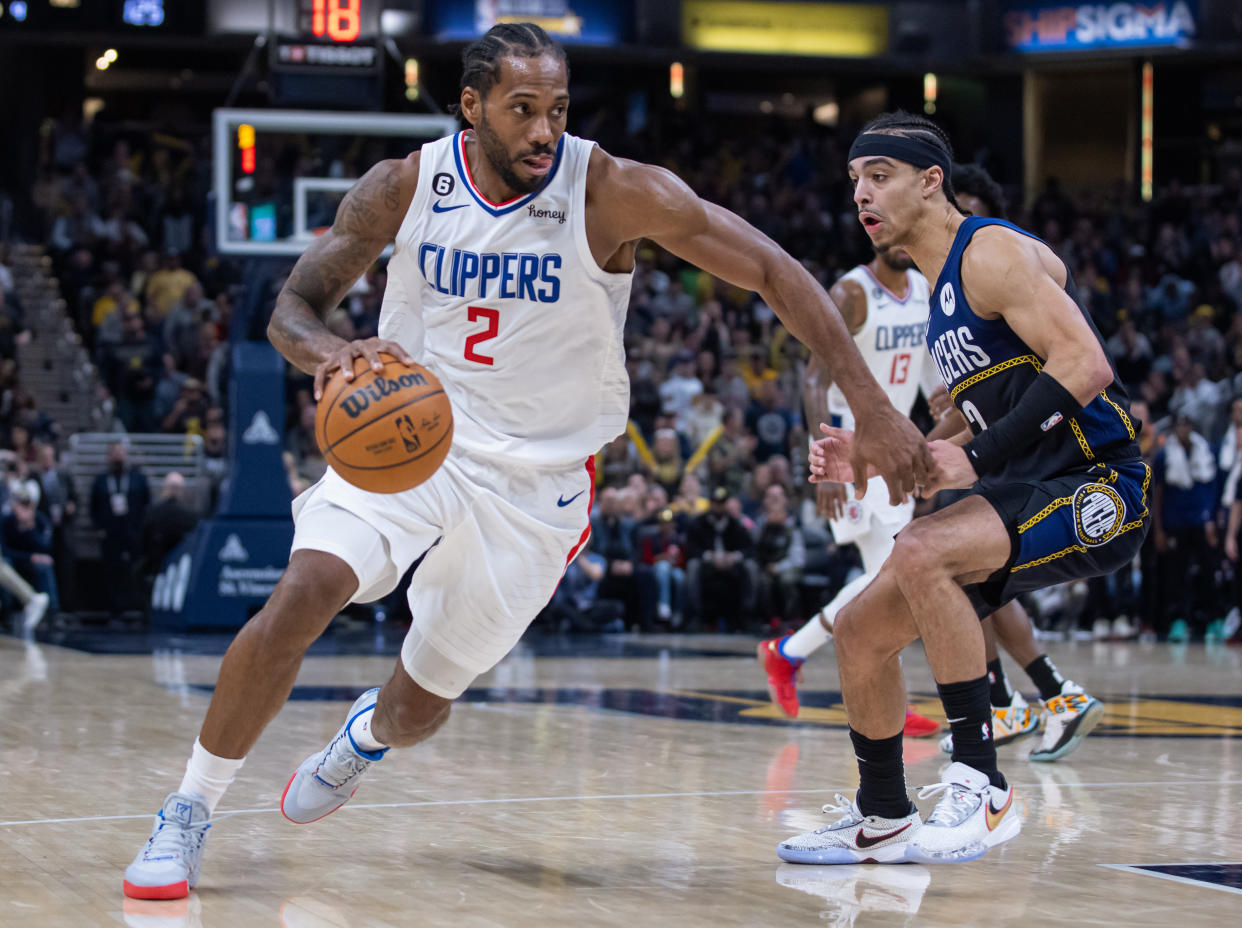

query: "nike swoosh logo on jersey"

left=985, top=790, right=1013, bottom=831
left=557, top=490, right=585, bottom=507
left=432, top=201, right=467, bottom=213
left=854, top=822, right=913, bottom=848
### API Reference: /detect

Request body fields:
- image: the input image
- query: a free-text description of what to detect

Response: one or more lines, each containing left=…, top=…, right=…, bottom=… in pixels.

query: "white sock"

left=782, top=613, right=831, bottom=660
left=347, top=705, right=388, bottom=754
left=178, top=738, right=245, bottom=815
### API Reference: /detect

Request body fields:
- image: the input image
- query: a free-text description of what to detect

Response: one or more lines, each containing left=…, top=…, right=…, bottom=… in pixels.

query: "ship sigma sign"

left=1003, top=0, right=1197, bottom=52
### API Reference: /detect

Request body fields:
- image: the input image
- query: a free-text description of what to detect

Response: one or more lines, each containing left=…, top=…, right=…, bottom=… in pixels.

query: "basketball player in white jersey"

left=757, top=247, right=952, bottom=737
left=123, top=23, right=931, bottom=899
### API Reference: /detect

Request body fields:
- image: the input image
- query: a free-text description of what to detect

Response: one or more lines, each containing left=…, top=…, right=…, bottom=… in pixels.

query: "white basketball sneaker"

left=1029, top=681, right=1104, bottom=762
left=777, top=794, right=922, bottom=864
left=123, top=792, right=211, bottom=900
left=938, top=691, right=1042, bottom=754
left=281, top=687, right=387, bottom=824
left=906, top=762, right=1020, bottom=863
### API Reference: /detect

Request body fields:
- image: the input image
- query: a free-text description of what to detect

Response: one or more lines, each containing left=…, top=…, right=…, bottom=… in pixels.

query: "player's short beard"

left=876, top=245, right=916, bottom=271
left=475, top=107, right=544, bottom=195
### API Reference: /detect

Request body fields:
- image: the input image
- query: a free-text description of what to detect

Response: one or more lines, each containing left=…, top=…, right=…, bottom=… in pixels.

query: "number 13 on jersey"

left=889, top=352, right=911, bottom=384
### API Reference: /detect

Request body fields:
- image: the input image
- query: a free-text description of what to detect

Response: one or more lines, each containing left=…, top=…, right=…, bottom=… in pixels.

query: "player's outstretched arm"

left=268, top=154, right=419, bottom=396
left=597, top=157, right=931, bottom=502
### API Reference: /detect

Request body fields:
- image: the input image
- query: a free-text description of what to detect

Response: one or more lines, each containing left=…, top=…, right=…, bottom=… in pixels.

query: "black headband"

left=848, top=132, right=951, bottom=179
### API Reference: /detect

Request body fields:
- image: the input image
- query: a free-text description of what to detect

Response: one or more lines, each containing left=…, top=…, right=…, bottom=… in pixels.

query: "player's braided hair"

left=952, top=163, right=1009, bottom=220
left=453, top=22, right=569, bottom=115
left=860, top=110, right=965, bottom=214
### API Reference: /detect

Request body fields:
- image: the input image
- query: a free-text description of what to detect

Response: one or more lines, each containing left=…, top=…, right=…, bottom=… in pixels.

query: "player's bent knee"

left=246, top=550, right=358, bottom=647
left=888, top=528, right=947, bottom=586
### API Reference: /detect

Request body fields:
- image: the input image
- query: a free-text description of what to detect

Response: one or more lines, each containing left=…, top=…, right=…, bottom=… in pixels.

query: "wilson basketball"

left=315, top=353, right=453, bottom=494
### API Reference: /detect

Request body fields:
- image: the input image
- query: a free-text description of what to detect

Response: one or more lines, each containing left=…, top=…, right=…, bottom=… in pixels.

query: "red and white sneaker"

left=758, top=636, right=804, bottom=717
left=903, top=708, right=940, bottom=738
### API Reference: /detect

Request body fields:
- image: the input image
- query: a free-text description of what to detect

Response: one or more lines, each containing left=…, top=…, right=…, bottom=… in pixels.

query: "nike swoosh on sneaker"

left=557, top=490, right=585, bottom=507
left=432, top=201, right=467, bottom=213
left=855, top=822, right=914, bottom=848
left=985, top=790, right=1013, bottom=831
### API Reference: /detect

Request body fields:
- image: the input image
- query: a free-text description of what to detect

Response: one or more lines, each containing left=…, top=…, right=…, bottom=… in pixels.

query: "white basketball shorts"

left=828, top=475, right=915, bottom=545
left=290, top=448, right=594, bottom=698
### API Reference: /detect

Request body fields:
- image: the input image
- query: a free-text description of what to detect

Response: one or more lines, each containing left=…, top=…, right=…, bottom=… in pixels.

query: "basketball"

left=315, top=353, right=453, bottom=494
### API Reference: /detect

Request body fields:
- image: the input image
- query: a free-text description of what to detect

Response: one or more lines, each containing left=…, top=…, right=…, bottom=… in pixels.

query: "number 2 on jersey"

left=464, top=306, right=498, bottom=366
left=889, top=352, right=911, bottom=384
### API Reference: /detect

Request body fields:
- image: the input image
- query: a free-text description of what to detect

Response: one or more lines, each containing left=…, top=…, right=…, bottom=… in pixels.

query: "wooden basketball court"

left=3, top=631, right=1239, bottom=926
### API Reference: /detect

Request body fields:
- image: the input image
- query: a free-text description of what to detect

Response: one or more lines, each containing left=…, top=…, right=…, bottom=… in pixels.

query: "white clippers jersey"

left=379, top=131, right=633, bottom=467
left=826, top=265, right=937, bottom=429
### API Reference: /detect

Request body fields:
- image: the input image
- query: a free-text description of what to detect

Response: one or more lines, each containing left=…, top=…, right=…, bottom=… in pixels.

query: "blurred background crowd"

left=2, top=99, right=1242, bottom=646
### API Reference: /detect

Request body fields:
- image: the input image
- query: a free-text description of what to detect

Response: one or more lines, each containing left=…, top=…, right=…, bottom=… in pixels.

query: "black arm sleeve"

left=963, top=371, right=1084, bottom=477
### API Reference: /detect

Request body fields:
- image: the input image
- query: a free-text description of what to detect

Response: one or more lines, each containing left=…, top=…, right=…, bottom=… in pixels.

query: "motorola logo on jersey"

left=417, top=242, right=562, bottom=302
left=929, top=325, right=992, bottom=386
left=940, top=283, right=956, bottom=316
left=875, top=323, right=925, bottom=351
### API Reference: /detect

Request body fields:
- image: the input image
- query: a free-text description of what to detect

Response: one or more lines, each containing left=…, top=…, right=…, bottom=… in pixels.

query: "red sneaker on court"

left=903, top=708, right=941, bottom=738
left=758, top=636, right=804, bottom=718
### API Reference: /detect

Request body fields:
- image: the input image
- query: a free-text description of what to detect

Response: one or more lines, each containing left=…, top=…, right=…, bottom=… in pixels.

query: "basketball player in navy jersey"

left=934, top=164, right=1106, bottom=763
left=122, top=25, right=932, bottom=898
left=779, top=112, right=1147, bottom=865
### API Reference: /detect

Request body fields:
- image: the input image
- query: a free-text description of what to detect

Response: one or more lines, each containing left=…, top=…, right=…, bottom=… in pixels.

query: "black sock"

left=1024, top=654, right=1066, bottom=701
left=849, top=728, right=915, bottom=819
left=987, top=658, right=1012, bottom=707
left=938, top=676, right=1007, bottom=790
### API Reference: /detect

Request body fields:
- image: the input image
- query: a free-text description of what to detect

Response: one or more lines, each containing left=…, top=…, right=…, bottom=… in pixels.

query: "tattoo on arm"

left=267, top=159, right=410, bottom=372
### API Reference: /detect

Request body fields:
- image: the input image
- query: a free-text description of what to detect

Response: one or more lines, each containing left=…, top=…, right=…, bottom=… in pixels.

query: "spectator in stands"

left=93, top=278, right=141, bottom=337
left=590, top=487, right=640, bottom=621
left=161, top=377, right=209, bottom=436
left=202, top=420, right=229, bottom=508
left=103, top=311, right=161, bottom=432
left=1152, top=414, right=1219, bottom=641
left=89, top=440, right=151, bottom=617
left=285, top=404, right=326, bottom=485
left=647, top=427, right=683, bottom=495
left=1106, top=312, right=1154, bottom=390
left=639, top=507, right=687, bottom=626
left=747, top=380, right=795, bottom=463
left=100, top=202, right=150, bottom=258
left=2, top=487, right=58, bottom=614
left=49, top=193, right=103, bottom=254
left=753, top=483, right=805, bottom=626
left=162, top=281, right=214, bottom=369
left=658, top=351, right=703, bottom=431
left=140, top=471, right=198, bottom=579
left=145, top=250, right=196, bottom=318
left=33, top=441, right=76, bottom=605
left=688, top=486, right=752, bottom=632
left=1169, top=361, right=1224, bottom=440
left=1219, top=235, right=1242, bottom=312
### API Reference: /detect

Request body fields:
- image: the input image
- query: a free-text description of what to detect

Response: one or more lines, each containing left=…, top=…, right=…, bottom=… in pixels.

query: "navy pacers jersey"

left=925, top=217, right=1140, bottom=486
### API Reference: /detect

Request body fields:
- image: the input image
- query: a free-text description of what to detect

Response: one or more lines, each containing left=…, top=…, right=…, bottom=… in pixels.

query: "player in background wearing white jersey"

left=757, top=247, right=955, bottom=737
left=123, top=23, right=932, bottom=899
left=928, top=163, right=1104, bottom=762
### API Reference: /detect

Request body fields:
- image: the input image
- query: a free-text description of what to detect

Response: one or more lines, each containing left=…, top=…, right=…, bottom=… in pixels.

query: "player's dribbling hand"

left=816, top=481, right=849, bottom=521
left=918, top=439, right=978, bottom=496
left=313, top=337, right=417, bottom=401
left=850, top=405, right=932, bottom=505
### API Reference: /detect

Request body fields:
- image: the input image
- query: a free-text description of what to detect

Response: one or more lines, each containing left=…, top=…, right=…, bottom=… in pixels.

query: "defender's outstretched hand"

left=808, top=424, right=877, bottom=486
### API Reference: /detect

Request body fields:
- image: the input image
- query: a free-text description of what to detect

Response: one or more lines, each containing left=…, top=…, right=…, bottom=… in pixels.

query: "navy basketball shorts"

left=962, top=458, right=1151, bottom=618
